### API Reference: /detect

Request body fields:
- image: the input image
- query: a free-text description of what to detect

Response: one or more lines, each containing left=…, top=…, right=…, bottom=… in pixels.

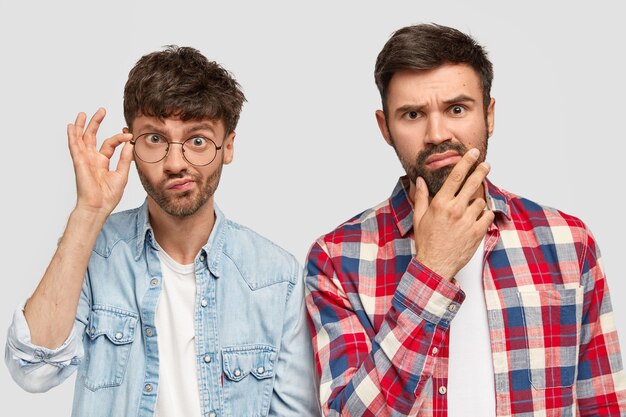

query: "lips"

left=424, top=150, right=462, bottom=170
left=166, top=178, right=195, bottom=192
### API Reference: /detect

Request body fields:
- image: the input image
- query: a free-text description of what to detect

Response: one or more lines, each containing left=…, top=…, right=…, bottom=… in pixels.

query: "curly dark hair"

left=123, top=45, right=246, bottom=133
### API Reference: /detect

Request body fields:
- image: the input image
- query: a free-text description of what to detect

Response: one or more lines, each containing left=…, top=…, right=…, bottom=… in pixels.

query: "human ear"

left=375, top=110, right=393, bottom=146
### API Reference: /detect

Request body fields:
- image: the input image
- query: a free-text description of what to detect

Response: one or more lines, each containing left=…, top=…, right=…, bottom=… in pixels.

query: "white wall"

left=1, top=0, right=624, bottom=414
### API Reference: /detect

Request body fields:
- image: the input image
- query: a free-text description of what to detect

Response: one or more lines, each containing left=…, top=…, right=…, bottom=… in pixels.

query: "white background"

left=1, top=0, right=625, bottom=414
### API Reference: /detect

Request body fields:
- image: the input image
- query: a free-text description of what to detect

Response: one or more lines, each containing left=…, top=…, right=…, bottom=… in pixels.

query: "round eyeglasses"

left=130, top=133, right=223, bottom=166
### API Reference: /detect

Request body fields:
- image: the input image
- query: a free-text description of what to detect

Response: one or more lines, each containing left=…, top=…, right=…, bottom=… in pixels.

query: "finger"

left=413, top=177, right=430, bottom=229
left=475, top=209, right=495, bottom=233
left=74, top=112, right=87, bottom=130
left=67, top=122, right=80, bottom=158
left=99, top=133, right=133, bottom=159
left=455, top=162, right=491, bottom=204
left=84, top=107, right=106, bottom=148
left=67, top=122, right=91, bottom=177
left=115, top=141, right=134, bottom=178
left=466, top=197, right=488, bottom=220
left=68, top=119, right=88, bottom=159
left=437, top=148, right=480, bottom=199
left=68, top=112, right=86, bottom=148
left=72, top=113, right=87, bottom=148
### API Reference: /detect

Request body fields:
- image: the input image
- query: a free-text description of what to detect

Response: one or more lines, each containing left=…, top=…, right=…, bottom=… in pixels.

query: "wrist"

left=415, top=254, right=456, bottom=281
left=70, top=205, right=110, bottom=227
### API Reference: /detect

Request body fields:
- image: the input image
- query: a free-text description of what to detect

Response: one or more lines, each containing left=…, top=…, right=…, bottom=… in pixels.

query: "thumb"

left=413, top=177, right=430, bottom=229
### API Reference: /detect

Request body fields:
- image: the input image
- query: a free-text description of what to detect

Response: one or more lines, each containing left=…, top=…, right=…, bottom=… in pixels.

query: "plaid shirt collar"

left=390, top=176, right=512, bottom=237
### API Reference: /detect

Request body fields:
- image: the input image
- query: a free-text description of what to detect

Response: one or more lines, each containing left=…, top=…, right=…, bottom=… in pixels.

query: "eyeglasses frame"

left=130, top=132, right=224, bottom=167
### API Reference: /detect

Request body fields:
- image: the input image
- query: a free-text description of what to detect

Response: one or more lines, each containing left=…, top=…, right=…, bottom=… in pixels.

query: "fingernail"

left=482, top=162, right=491, bottom=170
left=469, top=148, right=479, bottom=158
left=415, top=177, right=422, bottom=190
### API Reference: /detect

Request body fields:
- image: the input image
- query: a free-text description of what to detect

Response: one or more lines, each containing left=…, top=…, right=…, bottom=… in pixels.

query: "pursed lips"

left=424, top=150, right=462, bottom=170
left=166, top=178, right=195, bottom=191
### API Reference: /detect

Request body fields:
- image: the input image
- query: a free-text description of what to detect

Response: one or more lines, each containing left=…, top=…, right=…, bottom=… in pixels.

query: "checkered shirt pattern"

left=305, top=177, right=626, bottom=416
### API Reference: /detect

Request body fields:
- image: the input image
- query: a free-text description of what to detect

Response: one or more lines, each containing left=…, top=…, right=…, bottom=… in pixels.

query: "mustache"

left=416, top=142, right=469, bottom=166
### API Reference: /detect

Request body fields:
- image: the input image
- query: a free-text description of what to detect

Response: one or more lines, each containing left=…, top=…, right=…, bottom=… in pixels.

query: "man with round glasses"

left=5, top=46, right=320, bottom=417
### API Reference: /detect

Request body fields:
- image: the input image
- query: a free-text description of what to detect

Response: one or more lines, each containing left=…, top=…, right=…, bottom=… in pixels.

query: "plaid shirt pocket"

left=517, top=287, right=584, bottom=389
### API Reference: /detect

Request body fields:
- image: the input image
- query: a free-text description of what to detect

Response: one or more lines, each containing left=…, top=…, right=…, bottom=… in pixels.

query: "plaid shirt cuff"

left=393, top=258, right=465, bottom=329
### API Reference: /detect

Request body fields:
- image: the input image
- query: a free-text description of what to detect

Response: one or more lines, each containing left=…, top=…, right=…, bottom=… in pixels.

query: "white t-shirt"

left=154, top=249, right=202, bottom=417
left=447, top=238, right=496, bottom=417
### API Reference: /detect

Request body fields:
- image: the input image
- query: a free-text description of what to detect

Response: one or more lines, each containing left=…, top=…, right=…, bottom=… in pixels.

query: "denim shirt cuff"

left=7, top=302, right=79, bottom=366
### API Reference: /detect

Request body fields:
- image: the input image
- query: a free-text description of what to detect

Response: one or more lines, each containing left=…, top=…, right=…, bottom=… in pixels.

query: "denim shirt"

left=5, top=201, right=320, bottom=417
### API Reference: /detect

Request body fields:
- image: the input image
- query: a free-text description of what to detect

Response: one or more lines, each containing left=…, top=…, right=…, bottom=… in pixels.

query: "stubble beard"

left=136, top=163, right=223, bottom=217
left=393, top=131, right=488, bottom=198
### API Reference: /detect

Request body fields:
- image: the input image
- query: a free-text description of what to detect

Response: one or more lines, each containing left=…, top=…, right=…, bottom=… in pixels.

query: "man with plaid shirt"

left=305, top=23, right=626, bottom=416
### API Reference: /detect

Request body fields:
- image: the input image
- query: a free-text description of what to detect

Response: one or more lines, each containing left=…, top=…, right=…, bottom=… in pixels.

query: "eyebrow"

left=443, top=95, right=476, bottom=104
left=183, top=123, right=216, bottom=136
left=394, top=95, right=477, bottom=116
left=136, top=123, right=217, bottom=137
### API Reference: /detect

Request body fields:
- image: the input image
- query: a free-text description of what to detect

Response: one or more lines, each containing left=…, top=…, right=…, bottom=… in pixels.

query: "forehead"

left=132, top=115, right=226, bottom=135
left=386, top=64, right=483, bottom=106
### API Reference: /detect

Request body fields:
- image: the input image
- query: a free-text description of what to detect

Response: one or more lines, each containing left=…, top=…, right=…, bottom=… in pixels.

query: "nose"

left=425, top=114, right=452, bottom=145
left=162, top=142, right=188, bottom=173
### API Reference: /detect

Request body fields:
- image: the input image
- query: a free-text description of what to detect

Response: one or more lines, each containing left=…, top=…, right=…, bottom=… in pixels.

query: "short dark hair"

left=123, top=45, right=246, bottom=133
left=375, top=23, right=493, bottom=113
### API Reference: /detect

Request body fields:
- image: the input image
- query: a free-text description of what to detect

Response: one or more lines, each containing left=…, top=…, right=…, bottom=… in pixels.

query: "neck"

left=147, top=197, right=216, bottom=264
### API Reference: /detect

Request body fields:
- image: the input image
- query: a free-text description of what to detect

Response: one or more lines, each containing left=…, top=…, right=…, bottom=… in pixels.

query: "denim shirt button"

left=257, top=366, right=265, bottom=374
left=150, top=278, right=159, bottom=287
left=114, top=332, right=123, bottom=341
left=145, top=328, right=153, bottom=337
left=208, top=411, right=216, bottom=417
left=234, top=369, right=241, bottom=377
left=201, top=299, right=208, bottom=308
left=145, top=383, right=153, bottom=393
left=203, top=354, right=211, bottom=363
left=199, top=254, right=206, bottom=262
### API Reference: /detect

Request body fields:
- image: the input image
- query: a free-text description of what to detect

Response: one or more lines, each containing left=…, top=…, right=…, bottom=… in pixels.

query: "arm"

left=306, top=150, right=494, bottom=416
left=269, top=261, right=322, bottom=417
left=5, top=109, right=132, bottom=390
left=306, top=241, right=462, bottom=417
left=576, top=228, right=626, bottom=415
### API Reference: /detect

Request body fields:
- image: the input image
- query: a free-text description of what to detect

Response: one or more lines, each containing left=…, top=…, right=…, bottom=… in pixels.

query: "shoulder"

left=503, top=187, right=586, bottom=228
left=493, top=184, right=592, bottom=249
left=220, top=218, right=300, bottom=286
left=92, top=206, right=144, bottom=257
left=310, top=197, right=391, bottom=259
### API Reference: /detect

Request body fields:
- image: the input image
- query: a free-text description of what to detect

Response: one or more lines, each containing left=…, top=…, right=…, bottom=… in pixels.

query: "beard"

left=136, top=163, right=223, bottom=217
left=393, top=132, right=488, bottom=198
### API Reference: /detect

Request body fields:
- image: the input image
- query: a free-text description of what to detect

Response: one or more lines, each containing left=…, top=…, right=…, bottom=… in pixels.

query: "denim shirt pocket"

left=83, top=305, right=138, bottom=391
left=517, top=287, right=584, bottom=389
left=222, top=344, right=277, bottom=417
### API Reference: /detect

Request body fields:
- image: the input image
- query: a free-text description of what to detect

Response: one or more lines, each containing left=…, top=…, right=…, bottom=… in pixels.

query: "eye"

left=144, top=133, right=165, bottom=145
left=403, top=110, right=420, bottom=120
left=186, top=136, right=210, bottom=150
left=449, top=105, right=466, bottom=116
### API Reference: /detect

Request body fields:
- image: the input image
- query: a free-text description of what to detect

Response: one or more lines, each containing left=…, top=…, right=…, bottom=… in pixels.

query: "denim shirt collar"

left=133, top=199, right=228, bottom=276
left=390, top=175, right=512, bottom=237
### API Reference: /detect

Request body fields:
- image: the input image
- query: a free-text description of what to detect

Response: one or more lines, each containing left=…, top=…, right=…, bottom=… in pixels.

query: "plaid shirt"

left=305, top=176, right=626, bottom=417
